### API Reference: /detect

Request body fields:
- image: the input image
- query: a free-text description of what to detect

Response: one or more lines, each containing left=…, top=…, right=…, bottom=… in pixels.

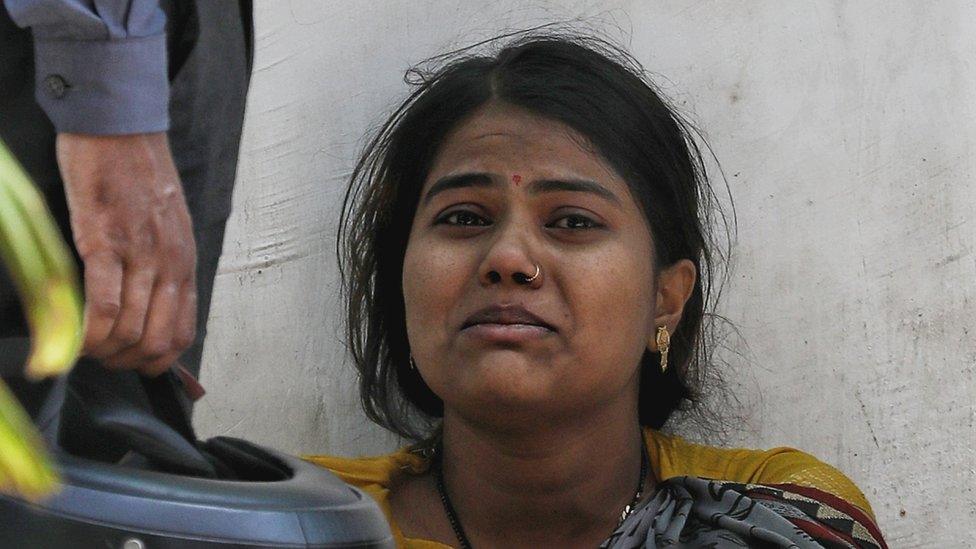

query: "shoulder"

left=303, top=448, right=450, bottom=549
left=302, top=447, right=431, bottom=509
left=303, top=448, right=426, bottom=486
left=644, top=428, right=875, bottom=518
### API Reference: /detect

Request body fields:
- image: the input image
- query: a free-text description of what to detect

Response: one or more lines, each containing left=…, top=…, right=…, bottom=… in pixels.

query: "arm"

left=5, top=0, right=198, bottom=376
left=4, top=0, right=169, bottom=134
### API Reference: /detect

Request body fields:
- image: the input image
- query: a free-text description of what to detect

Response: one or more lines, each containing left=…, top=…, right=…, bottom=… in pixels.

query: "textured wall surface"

left=193, top=2, right=976, bottom=545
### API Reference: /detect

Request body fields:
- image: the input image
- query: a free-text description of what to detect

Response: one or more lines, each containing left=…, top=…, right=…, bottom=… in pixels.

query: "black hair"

left=338, top=33, right=734, bottom=442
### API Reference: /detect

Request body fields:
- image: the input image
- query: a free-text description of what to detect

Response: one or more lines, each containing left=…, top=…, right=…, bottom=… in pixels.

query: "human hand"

left=56, top=133, right=196, bottom=377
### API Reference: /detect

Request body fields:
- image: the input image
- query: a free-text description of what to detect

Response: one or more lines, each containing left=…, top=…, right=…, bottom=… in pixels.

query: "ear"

left=648, top=259, right=697, bottom=351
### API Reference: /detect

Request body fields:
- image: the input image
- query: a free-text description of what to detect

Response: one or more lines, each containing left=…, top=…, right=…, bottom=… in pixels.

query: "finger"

left=91, top=265, right=156, bottom=361
left=173, top=279, right=198, bottom=356
left=81, top=252, right=124, bottom=353
left=107, top=276, right=181, bottom=374
left=138, top=352, right=181, bottom=378
left=134, top=279, right=196, bottom=377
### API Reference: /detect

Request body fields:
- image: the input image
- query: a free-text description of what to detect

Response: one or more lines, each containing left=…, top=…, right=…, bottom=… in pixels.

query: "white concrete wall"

left=194, top=2, right=976, bottom=545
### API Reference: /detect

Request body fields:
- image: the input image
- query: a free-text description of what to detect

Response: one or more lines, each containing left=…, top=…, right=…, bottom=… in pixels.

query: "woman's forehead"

left=425, top=103, right=624, bottom=191
left=439, top=103, right=585, bottom=152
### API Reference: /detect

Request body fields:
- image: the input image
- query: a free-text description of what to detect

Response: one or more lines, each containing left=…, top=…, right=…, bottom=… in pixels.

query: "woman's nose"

left=477, top=221, right=543, bottom=288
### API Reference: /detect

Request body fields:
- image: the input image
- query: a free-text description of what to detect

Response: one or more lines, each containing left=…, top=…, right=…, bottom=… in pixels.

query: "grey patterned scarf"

left=601, top=476, right=886, bottom=549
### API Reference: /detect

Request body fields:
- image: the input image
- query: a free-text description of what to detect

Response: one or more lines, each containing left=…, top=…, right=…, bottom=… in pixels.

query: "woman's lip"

left=460, top=323, right=555, bottom=343
left=462, top=304, right=556, bottom=332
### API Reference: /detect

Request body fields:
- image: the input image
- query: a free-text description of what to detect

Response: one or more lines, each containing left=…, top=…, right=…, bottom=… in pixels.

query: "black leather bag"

left=0, top=352, right=394, bottom=549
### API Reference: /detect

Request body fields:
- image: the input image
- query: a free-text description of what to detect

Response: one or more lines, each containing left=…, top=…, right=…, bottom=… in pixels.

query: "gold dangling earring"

left=656, top=326, right=670, bottom=373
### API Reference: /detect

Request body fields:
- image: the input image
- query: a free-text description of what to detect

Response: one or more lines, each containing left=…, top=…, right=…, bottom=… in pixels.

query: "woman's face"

left=402, top=102, right=662, bottom=427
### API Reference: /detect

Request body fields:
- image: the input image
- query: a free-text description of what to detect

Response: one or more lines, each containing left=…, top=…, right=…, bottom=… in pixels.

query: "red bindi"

left=512, top=174, right=522, bottom=185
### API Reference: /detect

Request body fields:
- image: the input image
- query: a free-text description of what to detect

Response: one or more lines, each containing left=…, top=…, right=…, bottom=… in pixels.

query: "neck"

left=438, top=403, right=649, bottom=548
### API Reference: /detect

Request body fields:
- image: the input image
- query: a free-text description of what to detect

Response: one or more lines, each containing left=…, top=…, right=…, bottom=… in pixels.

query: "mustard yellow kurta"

left=304, top=428, right=874, bottom=549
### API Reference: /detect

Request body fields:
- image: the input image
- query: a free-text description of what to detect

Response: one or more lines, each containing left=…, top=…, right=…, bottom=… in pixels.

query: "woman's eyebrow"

left=529, top=178, right=621, bottom=205
left=422, top=172, right=621, bottom=206
left=422, top=173, right=494, bottom=205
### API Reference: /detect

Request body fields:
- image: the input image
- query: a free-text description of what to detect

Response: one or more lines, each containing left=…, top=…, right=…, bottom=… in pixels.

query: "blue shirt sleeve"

left=4, top=0, right=169, bottom=134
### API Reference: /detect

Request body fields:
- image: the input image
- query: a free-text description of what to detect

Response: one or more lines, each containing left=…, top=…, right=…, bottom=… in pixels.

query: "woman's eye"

left=437, top=210, right=490, bottom=227
left=549, top=214, right=601, bottom=230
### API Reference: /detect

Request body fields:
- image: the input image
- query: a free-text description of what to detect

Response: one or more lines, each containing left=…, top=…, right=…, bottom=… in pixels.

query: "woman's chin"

left=441, top=357, right=572, bottom=421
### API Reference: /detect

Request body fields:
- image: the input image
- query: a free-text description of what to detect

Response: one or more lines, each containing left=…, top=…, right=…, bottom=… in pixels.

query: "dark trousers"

left=0, top=1, right=253, bottom=425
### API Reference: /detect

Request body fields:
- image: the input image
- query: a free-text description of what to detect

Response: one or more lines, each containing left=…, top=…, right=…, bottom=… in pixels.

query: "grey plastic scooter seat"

left=0, top=352, right=395, bottom=549
left=1, top=443, right=394, bottom=548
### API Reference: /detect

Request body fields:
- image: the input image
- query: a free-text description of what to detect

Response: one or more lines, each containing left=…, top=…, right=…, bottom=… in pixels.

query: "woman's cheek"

left=572, top=252, right=654, bottom=361
left=402, top=241, right=433, bottom=346
left=402, top=238, right=465, bottom=345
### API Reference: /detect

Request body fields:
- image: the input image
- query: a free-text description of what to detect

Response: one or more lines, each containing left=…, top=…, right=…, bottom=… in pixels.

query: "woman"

left=306, top=35, right=887, bottom=548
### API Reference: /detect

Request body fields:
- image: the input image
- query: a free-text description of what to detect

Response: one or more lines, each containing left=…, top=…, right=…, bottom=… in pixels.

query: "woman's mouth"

left=461, top=322, right=554, bottom=343
left=460, top=305, right=556, bottom=343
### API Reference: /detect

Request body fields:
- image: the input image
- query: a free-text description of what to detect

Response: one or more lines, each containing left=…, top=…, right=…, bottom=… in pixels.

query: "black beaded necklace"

left=433, top=437, right=650, bottom=549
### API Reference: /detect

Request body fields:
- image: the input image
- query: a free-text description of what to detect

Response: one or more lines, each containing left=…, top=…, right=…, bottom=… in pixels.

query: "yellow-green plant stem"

left=0, top=138, right=84, bottom=501
left=0, top=381, right=58, bottom=500
left=0, top=141, right=83, bottom=378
